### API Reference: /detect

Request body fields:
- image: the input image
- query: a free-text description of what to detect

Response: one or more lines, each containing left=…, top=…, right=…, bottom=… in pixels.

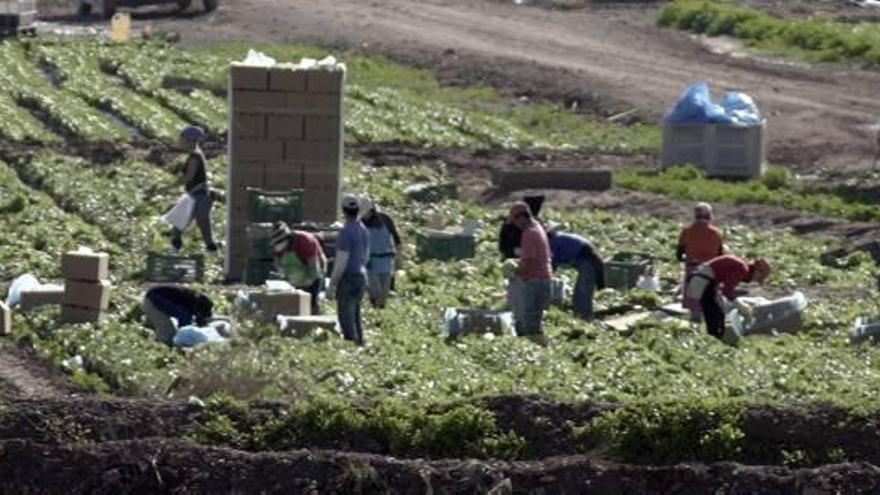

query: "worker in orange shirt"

left=677, top=202, right=724, bottom=320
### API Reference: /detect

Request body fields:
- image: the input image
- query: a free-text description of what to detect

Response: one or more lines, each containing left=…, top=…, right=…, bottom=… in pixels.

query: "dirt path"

left=0, top=341, right=71, bottom=400
left=131, top=0, right=880, bottom=172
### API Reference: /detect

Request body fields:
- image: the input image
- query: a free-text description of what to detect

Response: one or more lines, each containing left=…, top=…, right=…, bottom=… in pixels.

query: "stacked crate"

left=225, top=60, right=346, bottom=281
left=60, top=250, right=111, bottom=323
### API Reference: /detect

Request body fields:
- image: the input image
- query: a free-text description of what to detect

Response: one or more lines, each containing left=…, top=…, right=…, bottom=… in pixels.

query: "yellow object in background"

left=110, top=12, right=131, bottom=43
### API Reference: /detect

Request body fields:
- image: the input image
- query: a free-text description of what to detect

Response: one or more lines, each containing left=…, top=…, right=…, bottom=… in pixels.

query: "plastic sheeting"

left=664, top=82, right=763, bottom=126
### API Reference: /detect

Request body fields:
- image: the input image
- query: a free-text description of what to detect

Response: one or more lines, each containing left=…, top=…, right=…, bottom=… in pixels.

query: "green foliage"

left=615, top=166, right=880, bottom=223
left=579, top=400, right=746, bottom=463
left=660, top=0, right=880, bottom=64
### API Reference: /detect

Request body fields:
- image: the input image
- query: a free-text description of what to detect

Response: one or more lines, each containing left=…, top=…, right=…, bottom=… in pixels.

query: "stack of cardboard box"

left=61, top=250, right=111, bottom=324
left=225, top=59, right=346, bottom=281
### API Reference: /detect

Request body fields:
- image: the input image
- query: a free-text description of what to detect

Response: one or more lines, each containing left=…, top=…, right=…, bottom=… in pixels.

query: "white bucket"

left=730, top=291, right=807, bottom=337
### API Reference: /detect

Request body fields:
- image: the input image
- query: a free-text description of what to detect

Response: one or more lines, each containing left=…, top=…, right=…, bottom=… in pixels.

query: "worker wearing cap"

left=508, top=202, right=552, bottom=339
left=685, top=255, right=772, bottom=340
left=677, top=202, right=724, bottom=320
left=546, top=224, right=605, bottom=320
left=271, top=222, right=328, bottom=315
left=360, top=198, right=402, bottom=309
left=328, top=196, right=369, bottom=345
left=172, top=125, right=217, bottom=253
left=498, top=195, right=544, bottom=260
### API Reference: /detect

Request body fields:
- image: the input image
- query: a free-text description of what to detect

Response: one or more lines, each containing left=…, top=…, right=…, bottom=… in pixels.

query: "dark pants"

left=700, top=279, right=725, bottom=339
left=298, top=278, right=322, bottom=315
left=172, top=188, right=215, bottom=250
left=337, top=272, right=367, bottom=344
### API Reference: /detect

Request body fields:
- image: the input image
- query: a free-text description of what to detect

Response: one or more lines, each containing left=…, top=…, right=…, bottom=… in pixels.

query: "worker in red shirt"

left=271, top=222, right=328, bottom=315
left=677, top=202, right=724, bottom=320
left=508, top=202, right=552, bottom=341
left=685, top=255, right=771, bottom=340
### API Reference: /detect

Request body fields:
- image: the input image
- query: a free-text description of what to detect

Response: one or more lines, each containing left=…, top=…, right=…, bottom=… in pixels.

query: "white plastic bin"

left=662, top=123, right=767, bottom=179
left=730, top=291, right=807, bottom=338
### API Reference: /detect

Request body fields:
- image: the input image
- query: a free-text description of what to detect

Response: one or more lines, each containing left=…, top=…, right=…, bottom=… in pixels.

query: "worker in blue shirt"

left=547, top=226, right=605, bottom=320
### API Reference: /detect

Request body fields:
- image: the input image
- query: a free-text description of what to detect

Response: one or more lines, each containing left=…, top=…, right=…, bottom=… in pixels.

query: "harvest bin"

left=661, top=123, right=767, bottom=179
left=416, top=231, right=476, bottom=261
left=605, top=252, right=654, bottom=291
left=146, top=252, right=204, bottom=283
left=247, top=188, right=304, bottom=224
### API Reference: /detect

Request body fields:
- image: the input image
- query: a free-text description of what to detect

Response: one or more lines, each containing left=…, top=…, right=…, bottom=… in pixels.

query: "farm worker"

left=328, top=195, right=370, bottom=345
left=359, top=198, right=402, bottom=309
left=685, top=255, right=772, bottom=340
left=677, top=202, right=724, bottom=321
left=271, top=222, right=328, bottom=315
left=142, top=286, right=213, bottom=346
left=172, top=125, right=218, bottom=254
left=546, top=225, right=605, bottom=320
left=498, top=195, right=544, bottom=260
left=508, top=202, right=552, bottom=340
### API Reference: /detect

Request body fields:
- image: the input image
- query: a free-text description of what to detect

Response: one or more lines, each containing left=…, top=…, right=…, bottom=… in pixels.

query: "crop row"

left=0, top=42, right=127, bottom=141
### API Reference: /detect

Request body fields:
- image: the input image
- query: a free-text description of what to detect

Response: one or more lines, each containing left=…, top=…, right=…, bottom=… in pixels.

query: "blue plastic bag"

left=721, top=92, right=763, bottom=125
left=664, top=82, right=732, bottom=124
left=173, top=325, right=227, bottom=348
left=6, top=273, right=40, bottom=307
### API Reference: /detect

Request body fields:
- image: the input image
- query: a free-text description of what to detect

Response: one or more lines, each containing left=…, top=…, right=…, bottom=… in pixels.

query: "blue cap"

left=180, top=125, right=205, bottom=142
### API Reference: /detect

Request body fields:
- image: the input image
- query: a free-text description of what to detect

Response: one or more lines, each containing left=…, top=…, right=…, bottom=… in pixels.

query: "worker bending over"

left=328, top=196, right=369, bottom=345
left=271, top=222, right=328, bottom=315
left=143, top=286, right=213, bottom=346
left=508, top=202, right=552, bottom=340
left=547, top=225, right=605, bottom=320
left=172, top=125, right=217, bottom=253
left=677, top=202, right=724, bottom=320
left=360, top=198, right=402, bottom=309
left=685, top=255, right=771, bottom=340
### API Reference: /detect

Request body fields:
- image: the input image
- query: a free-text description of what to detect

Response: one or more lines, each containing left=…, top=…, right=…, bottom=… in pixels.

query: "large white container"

left=661, top=123, right=767, bottom=179
left=730, top=291, right=807, bottom=338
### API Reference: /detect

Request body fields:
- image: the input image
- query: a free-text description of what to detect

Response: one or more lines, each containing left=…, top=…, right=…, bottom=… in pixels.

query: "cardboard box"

left=61, top=250, right=109, bottom=282
left=63, top=280, right=112, bottom=311
left=269, top=66, right=307, bottom=92
left=0, top=301, right=10, bottom=336
left=232, top=113, right=267, bottom=139
left=267, top=115, right=304, bottom=140
left=300, top=160, right=340, bottom=174
left=303, top=170, right=341, bottom=189
left=19, top=284, right=64, bottom=310
left=284, top=93, right=342, bottom=115
left=232, top=91, right=285, bottom=112
left=306, top=70, right=345, bottom=93
left=302, top=206, right=337, bottom=224
left=304, top=116, right=341, bottom=142
left=285, top=140, right=341, bottom=162
left=230, top=161, right=266, bottom=186
left=278, top=315, right=339, bottom=338
left=61, top=305, right=102, bottom=324
left=249, top=289, right=312, bottom=321
left=230, top=65, right=269, bottom=90
left=232, top=139, right=284, bottom=161
left=265, top=163, right=304, bottom=188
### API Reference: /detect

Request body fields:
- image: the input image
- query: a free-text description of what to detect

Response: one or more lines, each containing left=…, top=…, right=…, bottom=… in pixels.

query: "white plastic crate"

left=661, top=122, right=767, bottom=179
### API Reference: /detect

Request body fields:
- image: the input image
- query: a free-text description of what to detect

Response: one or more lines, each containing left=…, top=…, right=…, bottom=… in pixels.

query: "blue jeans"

left=298, top=278, right=322, bottom=316
left=516, top=279, right=551, bottom=336
left=336, top=272, right=367, bottom=344
left=573, top=259, right=597, bottom=319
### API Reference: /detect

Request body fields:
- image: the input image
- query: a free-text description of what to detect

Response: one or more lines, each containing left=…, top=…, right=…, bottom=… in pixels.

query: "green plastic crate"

left=247, top=223, right=275, bottom=259
left=244, top=257, right=279, bottom=286
left=145, top=252, right=204, bottom=283
left=416, top=230, right=476, bottom=261
left=605, top=252, right=653, bottom=291
left=247, top=188, right=304, bottom=224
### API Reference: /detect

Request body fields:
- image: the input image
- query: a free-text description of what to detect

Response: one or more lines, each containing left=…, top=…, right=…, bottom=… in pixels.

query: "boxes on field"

left=244, top=257, right=279, bottom=285
left=286, top=140, right=341, bottom=162
left=661, top=123, right=767, bottom=179
left=247, top=187, right=304, bottom=224
left=278, top=315, right=339, bottom=338
left=265, top=163, right=304, bottom=188
left=416, top=230, right=476, bottom=261
left=19, top=284, right=64, bottom=310
left=232, top=91, right=285, bottom=112
left=306, top=70, right=345, bottom=93
left=249, top=288, right=312, bottom=322
left=0, top=301, right=9, bottom=335
left=232, top=139, right=284, bottom=161
left=61, top=250, right=109, bottom=282
left=230, top=64, right=269, bottom=90
left=232, top=113, right=267, bottom=139
left=605, top=252, right=654, bottom=291
left=304, top=116, right=340, bottom=142
left=267, top=115, right=304, bottom=140
left=61, top=304, right=103, bottom=324
left=145, top=252, right=204, bottom=283
left=269, top=65, right=307, bottom=92
left=247, top=223, right=275, bottom=259
left=63, top=280, right=111, bottom=311
left=284, top=93, right=341, bottom=115
left=443, top=308, right=513, bottom=338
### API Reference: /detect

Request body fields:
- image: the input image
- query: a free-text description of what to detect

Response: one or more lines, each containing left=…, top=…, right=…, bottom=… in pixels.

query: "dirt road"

left=138, top=0, right=880, bottom=171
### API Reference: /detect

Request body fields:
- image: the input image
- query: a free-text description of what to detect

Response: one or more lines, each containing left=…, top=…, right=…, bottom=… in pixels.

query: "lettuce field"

left=3, top=34, right=880, bottom=475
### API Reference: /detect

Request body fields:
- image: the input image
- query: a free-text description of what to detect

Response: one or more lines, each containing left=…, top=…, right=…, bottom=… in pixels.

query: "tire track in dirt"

left=0, top=342, right=69, bottom=400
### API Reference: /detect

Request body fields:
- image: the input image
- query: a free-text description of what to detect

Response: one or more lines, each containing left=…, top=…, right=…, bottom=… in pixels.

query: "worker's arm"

left=516, top=257, right=539, bottom=277
left=328, top=250, right=349, bottom=292
left=382, top=213, right=402, bottom=248
left=181, top=156, right=198, bottom=186
left=676, top=244, right=686, bottom=262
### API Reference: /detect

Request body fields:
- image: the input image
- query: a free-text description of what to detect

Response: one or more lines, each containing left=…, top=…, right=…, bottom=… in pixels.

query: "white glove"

left=733, top=299, right=753, bottom=318
left=326, top=283, right=337, bottom=300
